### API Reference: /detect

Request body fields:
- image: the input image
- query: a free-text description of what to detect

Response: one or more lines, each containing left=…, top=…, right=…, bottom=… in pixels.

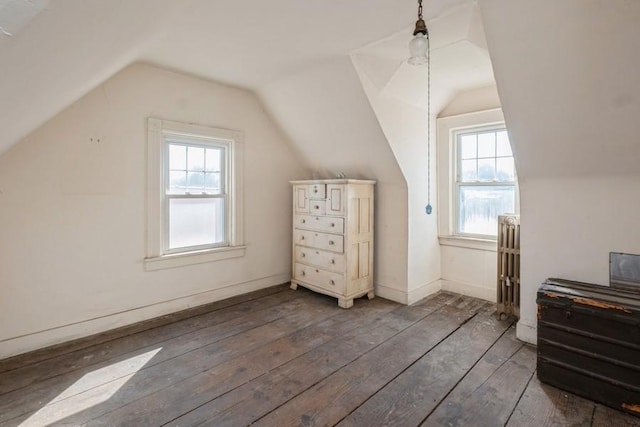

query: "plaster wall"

left=0, top=63, right=306, bottom=358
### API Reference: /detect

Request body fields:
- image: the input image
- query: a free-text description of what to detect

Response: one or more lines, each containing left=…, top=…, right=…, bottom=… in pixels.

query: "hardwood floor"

left=0, top=285, right=638, bottom=427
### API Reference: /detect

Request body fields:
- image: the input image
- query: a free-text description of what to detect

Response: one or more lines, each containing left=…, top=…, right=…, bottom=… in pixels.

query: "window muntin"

left=163, top=136, right=230, bottom=254
left=455, top=127, right=516, bottom=238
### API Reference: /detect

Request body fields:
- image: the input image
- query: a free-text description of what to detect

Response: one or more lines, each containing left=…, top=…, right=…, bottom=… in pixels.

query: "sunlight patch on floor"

left=18, top=348, right=161, bottom=426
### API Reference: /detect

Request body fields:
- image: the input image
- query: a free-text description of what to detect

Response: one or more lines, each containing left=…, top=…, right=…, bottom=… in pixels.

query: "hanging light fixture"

left=408, top=0, right=433, bottom=215
left=408, top=0, right=429, bottom=65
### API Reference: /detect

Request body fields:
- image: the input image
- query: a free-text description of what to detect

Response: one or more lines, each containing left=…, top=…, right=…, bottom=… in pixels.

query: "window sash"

left=165, top=141, right=227, bottom=196
left=455, top=127, right=515, bottom=185
left=454, top=182, right=516, bottom=239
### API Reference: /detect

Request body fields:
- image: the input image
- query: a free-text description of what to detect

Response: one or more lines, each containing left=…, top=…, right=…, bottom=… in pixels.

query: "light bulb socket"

left=413, top=18, right=427, bottom=36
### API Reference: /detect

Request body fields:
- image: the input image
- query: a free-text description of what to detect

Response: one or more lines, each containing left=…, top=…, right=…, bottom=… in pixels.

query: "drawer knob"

left=331, top=223, right=335, bottom=227
left=301, top=236, right=305, bottom=240
left=329, top=240, right=334, bottom=245
left=331, top=259, right=335, bottom=264
left=315, top=269, right=319, bottom=273
left=301, top=252, right=306, bottom=258
left=301, top=271, right=306, bottom=276
left=314, top=189, right=318, bottom=193
left=302, top=219, right=306, bottom=223
left=329, top=280, right=335, bottom=285
left=314, top=205, right=319, bottom=209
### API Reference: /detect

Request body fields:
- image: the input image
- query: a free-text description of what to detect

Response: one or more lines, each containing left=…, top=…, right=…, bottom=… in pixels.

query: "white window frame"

left=437, top=108, right=519, bottom=251
left=145, top=118, right=245, bottom=271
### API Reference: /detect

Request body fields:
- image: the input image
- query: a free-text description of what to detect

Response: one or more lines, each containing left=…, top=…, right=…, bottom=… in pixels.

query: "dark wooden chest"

left=537, top=278, right=640, bottom=417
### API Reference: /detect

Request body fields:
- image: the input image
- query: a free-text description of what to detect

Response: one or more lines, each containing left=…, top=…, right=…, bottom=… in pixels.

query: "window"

left=455, top=126, right=516, bottom=238
left=437, top=109, right=519, bottom=249
left=165, top=138, right=227, bottom=253
left=145, top=118, right=245, bottom=270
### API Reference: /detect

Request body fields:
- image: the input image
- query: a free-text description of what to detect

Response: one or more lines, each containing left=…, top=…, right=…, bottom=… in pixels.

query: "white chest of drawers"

left=290, top=179, right=375, bottom=308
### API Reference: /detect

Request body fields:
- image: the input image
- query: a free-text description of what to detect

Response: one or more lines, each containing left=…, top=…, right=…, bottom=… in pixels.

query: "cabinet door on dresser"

left=326, top=184, right=346, bottom=216
left=293, top=185, right=309, bottom=214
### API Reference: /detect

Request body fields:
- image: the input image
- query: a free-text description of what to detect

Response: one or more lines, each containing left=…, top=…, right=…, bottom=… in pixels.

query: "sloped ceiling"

left=0, top=0, right=479, bottom=155
left=480, top=0, right=640, bottom=180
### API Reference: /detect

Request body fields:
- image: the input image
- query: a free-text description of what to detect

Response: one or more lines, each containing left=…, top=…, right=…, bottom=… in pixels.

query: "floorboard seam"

left=589, top=403, right=597, bottom=426
left=416, top=319, right=516, bottom=426
left=334, top=311, right=481, bottom=426
left=504, top=369, right=536, bottom=426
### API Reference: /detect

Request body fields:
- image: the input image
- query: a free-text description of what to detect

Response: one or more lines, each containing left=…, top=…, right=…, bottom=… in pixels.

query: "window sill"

left=144, top=246, right=246, bottom=271
left=439, top=236, right=497, bottom=252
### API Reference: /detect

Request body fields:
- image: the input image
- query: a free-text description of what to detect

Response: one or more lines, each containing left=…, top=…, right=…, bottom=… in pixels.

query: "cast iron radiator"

left=497, top=214, right=520, bottom=318
left=537, top=278, right=640, bottom=417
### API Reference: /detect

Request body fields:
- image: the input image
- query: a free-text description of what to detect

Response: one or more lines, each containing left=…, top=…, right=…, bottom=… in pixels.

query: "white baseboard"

left=375, top=283, right=408, bottom=304
left=440, top=279, right=496, bottom=302
left=376, top=279, right=442, bottom=305
left=516, top=320, right=537, bottom=345
left=407, top=279, right=442, bottom=305
left=0, top=273, right=290, bottom=359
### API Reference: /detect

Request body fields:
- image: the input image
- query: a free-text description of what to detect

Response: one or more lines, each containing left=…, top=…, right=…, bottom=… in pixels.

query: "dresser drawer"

left=309, top=183, right=326, bottom=199
left=294, top=229, right=344, bottom=253
left=309, top=200, right=326, bottom=215
left=294, top=263, right=345, bottom=293
left=295, top=246, right=345, bottom=272
left=294, top=214, right=344, bottom=233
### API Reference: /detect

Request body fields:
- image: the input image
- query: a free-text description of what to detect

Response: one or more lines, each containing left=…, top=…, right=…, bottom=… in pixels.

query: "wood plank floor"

left=1, top=285, right=639, bottom=427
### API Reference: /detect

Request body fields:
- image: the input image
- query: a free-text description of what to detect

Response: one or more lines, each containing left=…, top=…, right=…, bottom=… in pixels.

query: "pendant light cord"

left=426, top=27, right=432, bottom=214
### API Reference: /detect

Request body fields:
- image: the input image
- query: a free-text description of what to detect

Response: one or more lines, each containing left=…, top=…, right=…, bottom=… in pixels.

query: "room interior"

left=1, top=0, right=639, bottom=424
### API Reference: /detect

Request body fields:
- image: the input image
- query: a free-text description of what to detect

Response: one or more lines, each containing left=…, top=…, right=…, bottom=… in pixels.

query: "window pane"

left=169, top=198, right=225, bottom=249
left=204, top=172, right=221, bottom=193
left=496, top=131, right=512, bottom=157
left=461, top=159, right=477, bottom=181
left=187, top=172, right=205, bottom=190
left=169, top=144, right=187, bottom=170
left=460, top=134, right=477, bottom=159
left=187, top=146, right=205, bottom=171
left=496, top=157, right=515, bottom=181
left=478, top=158, right=495, bottom=181
left=477, top=132, right=496, bottom=158
left=169, top=171, right=187, bottom=193
left=206, top=148, right=221, bottom=172
left=459, top=185, right=515, bottom=236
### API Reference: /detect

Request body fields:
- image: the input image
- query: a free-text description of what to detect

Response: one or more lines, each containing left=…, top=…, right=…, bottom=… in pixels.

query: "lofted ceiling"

left=0, top=0, right=491, bottom=155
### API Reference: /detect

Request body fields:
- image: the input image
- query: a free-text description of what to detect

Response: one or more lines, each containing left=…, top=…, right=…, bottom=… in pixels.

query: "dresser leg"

left=338, top=298, right=353, bottom=309
left=367, top=291, right=375, bottom=300
left=290, top=282, right=298, bottom=290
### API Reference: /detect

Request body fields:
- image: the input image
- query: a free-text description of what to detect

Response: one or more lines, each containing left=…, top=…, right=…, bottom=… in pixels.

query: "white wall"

left=258, top=57, right=410, bottom=303
left=440, top=246, right=497, bottom=302
left=480, top=0, right=640, bottom=343
left=0, top=63, right=306, bottom=358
